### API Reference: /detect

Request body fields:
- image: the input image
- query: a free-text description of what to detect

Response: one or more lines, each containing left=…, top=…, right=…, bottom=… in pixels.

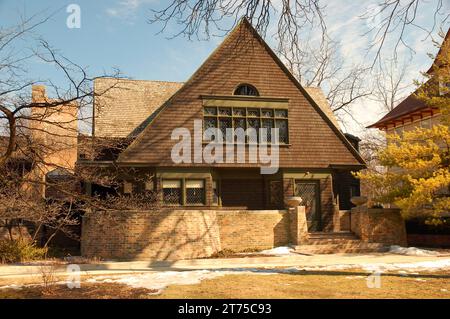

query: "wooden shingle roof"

left=93, top=78, right=183, bottom=138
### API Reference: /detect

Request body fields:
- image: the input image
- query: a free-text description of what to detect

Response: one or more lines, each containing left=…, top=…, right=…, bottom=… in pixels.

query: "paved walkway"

left=1, top=252, right=449, bottom=285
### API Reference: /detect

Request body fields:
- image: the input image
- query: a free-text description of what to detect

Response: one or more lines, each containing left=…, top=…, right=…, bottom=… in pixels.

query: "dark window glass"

left=185, top=180, right=205, bottom=205
left=204, top=117, right=217, bottom=141
left=219, top=118, right=232, bottom=140
left=275, top=109, right=288, bottom=118
left=204, top=107, right=217, bottom=115
left=234, top=84, right=259, bottom=96
left=262, top=109, right=273, bottom=117
left=202, top=107, right=288, bottom=144
left=212, top=180, right=219, bottom=205
left=247, top=118, right=260, bottom=143
left=261, top=119, right=274, bottom=143
left=275, top=119, right=288, bottom=144
left=233, top=108, right=246, bottom=116
left=247, top=109, right=260, bottom=117
left=162, top=180, right=182, bottom=205
left=218, top=107, right=232, bottom=116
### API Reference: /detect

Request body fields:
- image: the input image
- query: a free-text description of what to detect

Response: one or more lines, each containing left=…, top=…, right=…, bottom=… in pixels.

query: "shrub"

left=0, top=240, right=47, bottom=264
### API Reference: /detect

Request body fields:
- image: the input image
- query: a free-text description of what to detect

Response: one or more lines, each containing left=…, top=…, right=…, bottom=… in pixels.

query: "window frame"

left=233, top=84, right=259, bottom=96
left=162, top=178, right=207, bottom=206
left=203, top=106, right=289, bottom=144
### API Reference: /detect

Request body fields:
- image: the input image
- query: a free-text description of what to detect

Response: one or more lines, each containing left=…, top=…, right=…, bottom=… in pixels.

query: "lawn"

left=1, top=269, right=450, bottom=299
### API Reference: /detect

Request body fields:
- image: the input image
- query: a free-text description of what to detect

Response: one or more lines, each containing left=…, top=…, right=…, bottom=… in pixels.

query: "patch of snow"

left=86, top=270, right=239, bottom=294
left=0, top=284, right=23, bottom=290
left=259, top=246, right=295, bottom=255
left=389, top=245, right=441, bottom=256
left=298, top=259, right=450, bottom=273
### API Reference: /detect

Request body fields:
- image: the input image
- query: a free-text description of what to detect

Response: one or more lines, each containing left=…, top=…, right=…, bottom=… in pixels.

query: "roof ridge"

left=95, top=77, right=184, bottom=84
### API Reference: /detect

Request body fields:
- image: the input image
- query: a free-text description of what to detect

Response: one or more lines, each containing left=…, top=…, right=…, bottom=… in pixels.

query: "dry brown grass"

left=153, top=270, right=450, bottom=299
left=0, top=270, right=450, bottom=299
left=0, top=283, right=157, bottom=299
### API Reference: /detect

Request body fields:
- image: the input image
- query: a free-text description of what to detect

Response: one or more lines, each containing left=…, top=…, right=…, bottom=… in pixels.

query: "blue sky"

left=0, top=0, right=448, bottom=134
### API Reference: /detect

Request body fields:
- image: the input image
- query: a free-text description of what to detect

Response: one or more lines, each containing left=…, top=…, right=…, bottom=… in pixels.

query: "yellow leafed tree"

left=358, top=30, right=450, bottom=221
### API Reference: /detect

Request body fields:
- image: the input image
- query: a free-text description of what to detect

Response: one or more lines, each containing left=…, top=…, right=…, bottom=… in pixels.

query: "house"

left=76, top=18, right=373, bottom=260
left=368, top=29, right=449, bottom=132
left=368, top=29, right=450, bottom=248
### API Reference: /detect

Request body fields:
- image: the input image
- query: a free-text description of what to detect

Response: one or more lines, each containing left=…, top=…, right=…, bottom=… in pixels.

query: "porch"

left=151, top=167, right=344, bottom=232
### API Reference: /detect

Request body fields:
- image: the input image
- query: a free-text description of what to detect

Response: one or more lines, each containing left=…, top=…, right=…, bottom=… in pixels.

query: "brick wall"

left=351, top=207, right=407, bottom=246
left=217, top=210, right=289, bottom=250
left=81, top=209, right=292, bottom=260
left=81, top=210, right=221, bottom=261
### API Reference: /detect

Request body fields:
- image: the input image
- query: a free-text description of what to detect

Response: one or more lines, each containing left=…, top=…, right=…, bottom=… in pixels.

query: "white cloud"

left=106, top=0, right=156, bottom=20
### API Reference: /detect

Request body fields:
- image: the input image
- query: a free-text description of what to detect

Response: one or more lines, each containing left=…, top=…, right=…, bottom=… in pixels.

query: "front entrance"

left=294, top=180, right=321, bottom=231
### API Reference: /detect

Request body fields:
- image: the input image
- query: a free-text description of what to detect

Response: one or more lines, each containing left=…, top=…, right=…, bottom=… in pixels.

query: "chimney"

left=32, top=85, right=46, bottom=103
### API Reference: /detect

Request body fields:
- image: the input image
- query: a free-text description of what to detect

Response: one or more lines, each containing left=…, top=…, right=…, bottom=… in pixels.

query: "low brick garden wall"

left=81, top=209, right=291, bottom=261
left=217, top=210, right=289, bottom=251
left=351, top=207, right=407, bottom=246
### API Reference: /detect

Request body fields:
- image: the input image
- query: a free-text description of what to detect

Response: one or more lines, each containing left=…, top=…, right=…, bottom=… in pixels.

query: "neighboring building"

left=367, top=88, right=442, bottom=133
left=368, top=29, right=449, bottom=132
left=368, top=29, right=450, bottom=248
left=79, top=18, right=365, bottom=235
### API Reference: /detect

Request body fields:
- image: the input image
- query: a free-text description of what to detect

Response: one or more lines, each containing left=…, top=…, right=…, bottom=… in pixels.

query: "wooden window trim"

left=203, top=106, right=289, bottom=145
left=162, top=178, right=207, bottom=206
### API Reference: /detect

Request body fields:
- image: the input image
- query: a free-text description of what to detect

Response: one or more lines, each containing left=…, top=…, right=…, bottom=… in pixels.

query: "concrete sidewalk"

left=1, top=252, right=450, bottom=285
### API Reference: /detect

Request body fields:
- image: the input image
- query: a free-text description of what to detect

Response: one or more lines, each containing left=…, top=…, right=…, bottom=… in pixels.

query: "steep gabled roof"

left=117, top=18, right=365, bottom=166
left=93, top=78, right=183, bottom=138
left=304, top=87, right=341, bottom=130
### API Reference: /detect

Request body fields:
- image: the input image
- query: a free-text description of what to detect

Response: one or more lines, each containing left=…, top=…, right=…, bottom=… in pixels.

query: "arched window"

left=234, top=84, right=259, bottom=96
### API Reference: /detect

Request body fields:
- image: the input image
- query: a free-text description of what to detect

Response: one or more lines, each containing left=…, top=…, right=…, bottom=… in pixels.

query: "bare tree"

left=361, top=0, right=449, bottom=66
left=0, top=14, right=160, bottom=248
left=372, top=59, right=412, bottom=113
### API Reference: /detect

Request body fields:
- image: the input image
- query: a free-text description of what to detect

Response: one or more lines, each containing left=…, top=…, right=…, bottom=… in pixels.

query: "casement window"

left=203, top=106, right=289, bottom=144
left=162, top=180, right=182, bottom=205
left=162, top=179, right=205, bottom=205
left=185, top=180, right=205, bottom=205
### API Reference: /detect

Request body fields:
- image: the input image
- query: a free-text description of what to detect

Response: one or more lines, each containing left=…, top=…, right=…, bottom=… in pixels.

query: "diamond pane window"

left=219, top=118, right=232, bottom=141
left=247, top=109, right=260, bottom=117
left=218, top=107, right=232, bottom=116
left=233, top=108, right=245, bottom=116
left=204, top=107, right=217, bottom=115
left=203, top=117, right=217, bottom=141
left=261, top=119, right=274, bottom=143
left=262, top=109, right=273, bottom=117
left=163, top=180, right=182, bottom=205
left=275, top=109, right=288, bottom=118
left=275, top=119, right=288, bottom=144
left=186, top=180, right=205, bottom=205
left=247, top=118, right=260, bottom=143
left=203, top=106, right=288, bottom=145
